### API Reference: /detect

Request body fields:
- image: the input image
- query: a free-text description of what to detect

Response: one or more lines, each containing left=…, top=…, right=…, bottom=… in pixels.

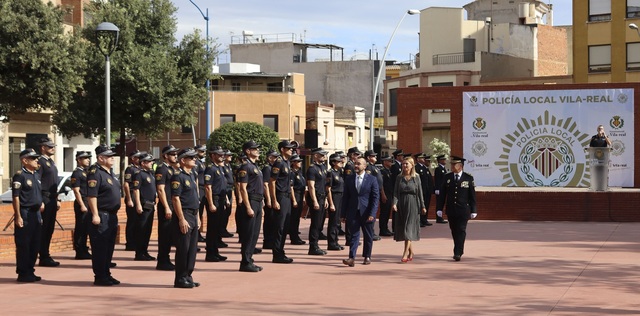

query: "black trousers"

left=448, top=215, right=469, bottom=256
left=73, top=201, right=90, bottom=253
left=172, top=208, right=198, bottom=285
left=88, top=211, right=117, bottom=281
left=328, top=193, right=342, bottom=247
left=157, top=203, right=173, bottom=264
left=307, top=196, right=326, bottom=250
left=125, top=203, right=137, bottom=249
left=237, top=199, right=263, bottom=266
left=205, top=195, right=224, bottom=256
left=262, top=205, right=274, bottom=247
left=135, top=208, right=155, bottom=255
left=15, top=208, right=41, bottom=278
left=272, top=192, right=292, bottom=259
left=420, top=193, right=432, bottom=225
left=198, top=188, right=206, bottom=236
left=39, top=195, right=57, bottom=259
left=221, top=189, right=233, bottom=234
left=289, top=191, right=304, bottom=241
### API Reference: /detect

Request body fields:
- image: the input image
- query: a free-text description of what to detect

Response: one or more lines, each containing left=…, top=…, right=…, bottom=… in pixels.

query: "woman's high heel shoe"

left=401, top=258, right=409, bottom=263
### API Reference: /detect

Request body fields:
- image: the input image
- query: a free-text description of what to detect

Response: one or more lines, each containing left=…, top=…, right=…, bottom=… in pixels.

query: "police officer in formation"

left=433, top=155, right=449, bottom=224
left=269, top=140, right=296, bottom=263
left=222, top=150, right=235, bottom=238
left=71, top=151, right=92, bottom=260
left=194, top=144, right=207, bottom=243
left=12, top=148, right=44, bottom=282
left=306, top=147, right=329, bottom=255
left=364, top=150, right=383, bottom=241
left=414, top=153, right=435, bottom=227
left=203, top=146, right=229, bottom=262
left=87, top=145, right=121, bottom=286
left=132, top=153, right=157, bottom=261
left=261, top=149, right=279, bottom=250
left=289, top=154, right=306, bottom=245
left=379, top=154, right=395, bottom=236
left=236, top=141, right=265, bottom=272
left=123, top=150, right=144, bottom=251
left=155, top=145, right=180, bottom=271
left=37, top=137, right=60, bottom=267
left=325, top=153, right=345, bottom=251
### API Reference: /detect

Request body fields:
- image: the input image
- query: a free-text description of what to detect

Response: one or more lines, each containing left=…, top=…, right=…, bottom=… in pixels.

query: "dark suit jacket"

left=436, top=172, right=477, bottom=218
left=341, top=173, right=380, bottom=220
left=434, top=164, right=447, bottom=191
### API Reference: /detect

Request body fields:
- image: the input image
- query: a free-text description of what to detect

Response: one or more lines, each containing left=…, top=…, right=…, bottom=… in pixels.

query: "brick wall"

left=536, top=25, right=569, bottom=76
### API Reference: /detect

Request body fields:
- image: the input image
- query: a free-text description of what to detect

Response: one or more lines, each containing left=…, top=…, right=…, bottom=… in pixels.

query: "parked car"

left=1, top=172, right=74, bottom=204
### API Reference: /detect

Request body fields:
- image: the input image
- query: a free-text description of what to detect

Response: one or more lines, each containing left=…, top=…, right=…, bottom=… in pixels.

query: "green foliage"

left=209, top=122, right=279, bottom=163
left=428, top=138, right=450, bottom=168
left=0, top=0, right=87, bottom=120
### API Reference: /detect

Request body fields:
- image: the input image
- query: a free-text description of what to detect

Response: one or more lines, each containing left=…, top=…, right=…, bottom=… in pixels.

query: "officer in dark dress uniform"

left=132, top=154, right=157, bottom=261
left=71, top=151, right=92, bottom=259
left=236, top=141, right=265, bottom=272
left=269, top=140, right=296, bottom=263
left=364, top=150, right=383, bottom=241
left=262, top=149, right=279, bottom=250
left=221, top=150, right=235, bottom=238
left=87, top=145, right=121, bottom=286
left=436, top=156, right=477, bottom=261
left=36, top=137, right=60, bottom=267
left=414, top=153, right=435, bottom=227
left=203, top=146, right=228, bottom=262
left=124, top=150, right=144, bottom=251
left=379, top=154, right=395, bottom=235
left=155, top=145, right=180, bottom=271
left=194, top=144, right=207, bottom=243
left=326, top=153, right=345, bottom=251
left=171, top=148, right=201, bottom=288
left=306, top=147, right=329, bottom=255
left=434, top=154, right=449, bottom=224
left=13, top=148, right=44, bottom=282
left=341, top=147, right=361, bottom=245
left=289, top=154, right=306, bottom=245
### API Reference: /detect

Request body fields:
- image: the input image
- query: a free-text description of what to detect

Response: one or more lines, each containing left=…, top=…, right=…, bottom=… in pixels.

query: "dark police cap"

left=290, top=154, right=303, bottom=162
left=414, top=152, right=427, bottom=159
left=177, top=148, right=198, bottom=159
left=347, top=147, right=362, bottom=156
left=208, top=145, right=225, bottom=155
left=311, top=147, right=328, bottom=155
left=335, top=151, right=346, bottom=157
left=380, top=154, right=393, bottom=161
left=450, top=155, right=466, bottom=164
left=162, top=145, right=179, bottom=155
left=392, top=149, right=403, bottom=156
left=242, top=140, right=260, bottom=151
left=128, top=149, right=140, bottom=157
left=436, top=154, right=447, bottom=160
left=39, top=137, right=55, bottom=147
left=139, top=153, right=154, bottom=162
left=195, top=144, right=207, bottom=152
left=95, top=144, right=116, bottom=156
left=266, top=149, right=280, bottom=157
left=278, top=140, right=296, bottom=150
left=224, top=149, right=233, bottom=156
left=329, top=153, right=342, bottom=162
left=20, top=148, right=40, bottom=159
left=75, top=151, right=92, bottom=159
left=364, top=150, right=377, bottom=157
left=402, top=153, right=413, bottom=157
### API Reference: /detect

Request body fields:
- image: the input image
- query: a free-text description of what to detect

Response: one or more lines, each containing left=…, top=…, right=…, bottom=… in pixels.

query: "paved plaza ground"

left=1, top=220, right=639, bottom=315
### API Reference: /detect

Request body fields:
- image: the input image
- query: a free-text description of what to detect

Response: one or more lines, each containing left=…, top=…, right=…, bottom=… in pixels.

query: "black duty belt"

left=183, top=208, right=198, bottom=215
left=248, top=193, right=264, bottom=202
left=331, top=191, right=343, bottom=194
left=277, top=191, right=290, bottom=198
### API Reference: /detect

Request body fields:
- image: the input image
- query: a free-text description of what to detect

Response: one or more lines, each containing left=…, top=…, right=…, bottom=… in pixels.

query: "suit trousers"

left=73, top=201, right=90, bottom=253
left=289, top=191, right=304, bottom=241
left=125, top=203, right=137, bottom=249
left=346, top=211, right=375, bottom=259
left=156, top=203, right=173, bottom=264
left=420, top=193, right=432, bottom=225
left=15, top=208, right=41, bottom=278
left=222, top=190, right=233, bottom=234
left=272, top=192, right=292, bottom=259
left=39, top=196, right=57, bottom=259
left=262, top=205, right=274, bottom=247
left=205, top=195, right=224, bottom=256
left=135, top=208, right=155, bottom=255
left=327, top=193, right=342, bottom=247
left=172, top=208, right=198, bottom=284
left=379, top=193, right=393, bottom=232
left=448, top=215, right=469, bottom=256
left=88, top=211, right=118, bottom=281
left=237, top=199, right=263, bottom=266
left=307, top=196, right=326, bottom=250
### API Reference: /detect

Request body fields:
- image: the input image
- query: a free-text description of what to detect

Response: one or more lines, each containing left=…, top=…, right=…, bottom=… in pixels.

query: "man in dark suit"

left=341, top=157, right=380, bottom=267
left=436, top=156, right=477, bottom=262
left=433, top=154, right=449, bottom=224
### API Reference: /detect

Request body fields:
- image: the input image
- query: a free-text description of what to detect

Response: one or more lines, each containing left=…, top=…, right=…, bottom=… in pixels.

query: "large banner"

left=463, top=89, right=634, bottom=187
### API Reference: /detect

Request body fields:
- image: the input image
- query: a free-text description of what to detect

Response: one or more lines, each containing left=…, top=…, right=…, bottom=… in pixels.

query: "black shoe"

left=17, top=275, right=39, bottom=283
left=205, top=254, right=227, bottom=262
left=342, top=258, right=355, bottom=267
left=94, top=278, right=113, bottom=286
left=191, top=281, right=201, bottom=287
left=319, top=234, right=328, bottom=240
left=379, top=231, right=394, bottom=236
left=338, top=229, right=346, bottom=236
left=253, top=248, right=262, bottom=254
left=217, top=242, right=229, bottom=248
left=109, top=262, right=117, bottom=268
left=174, top=280, right=195, bottom=288
left=109, top=276, right=121, bottom=285
left=156, top=262, right=175, bottom=271
left=453, top=255, right=461, bottom=261
left=135, top=254, right=154, bottom=261
left=222, top=231, right=234, bottom=238
left=327, top=245, right=344, bottom=251
left=198, top=235, right=206, bottom=242
left=437, top=219, right=448, bottom=224
left=124, top=246, right=135, bottom=251
left=308, top=248, right=326, bottom=256
left=239, top=264, right=261, bottom=272
left=363, top=257, right=372, bottom=265
left=373, top=235, right=381, bottom=241
left=39, top=257, right=60, bottom=267
left=144, top=253, right=156, bottom=260
left=272, top=256, right=294, bottom=264
left=75, top=252, right=92, bottom=260
left=291, top=239, right=306, bottom=245
left=419, top=223, right=427, bottom=227
left=424, top=221, right=433, bottom=226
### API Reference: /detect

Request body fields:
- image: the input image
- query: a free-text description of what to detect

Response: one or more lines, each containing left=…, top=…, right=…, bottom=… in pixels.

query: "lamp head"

left=95, top=22, right=120, bottom=57
left=408, top=9, right=420, bottom=15
left=630, top=23, right=639, bottom=30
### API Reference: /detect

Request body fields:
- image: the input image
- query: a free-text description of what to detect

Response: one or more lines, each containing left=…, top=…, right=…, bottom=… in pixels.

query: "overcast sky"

left=172, top=0, right=571, bottom=64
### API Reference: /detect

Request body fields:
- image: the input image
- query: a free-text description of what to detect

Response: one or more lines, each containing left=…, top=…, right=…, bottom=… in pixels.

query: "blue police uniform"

left=71, top=164, right=91, bottom=257
left=36, top=154, right=59, bottom=265
left=289, top=162, right=306, bottom=244
left=155, top=162, right=178, bottom=269
left=236, top=158, right=264, bottom=271
left=270, top=157, right=293, bottom=262
left=203, top=163, right=227, bottom=261
left=132, top=167, right=156, bottom=258
left=170, top=166, right=200, bottom=287
left=13, top=166, right=43, bottom=282
left=124, top=162, right=140, bottom=250
left=306, top=161, right=328, bottom=253
left=222, top=161, right=235, bottom=236
left=326, top=166, right=344, bottom=249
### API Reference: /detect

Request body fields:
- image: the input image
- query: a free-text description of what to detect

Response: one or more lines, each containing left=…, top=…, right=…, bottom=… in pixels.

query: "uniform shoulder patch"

left=272, top=167, right=280, bottom=174
left=171, top=181, right=180, bottom=189
left=238, top=170, right=247, bottom=177
left=365, top=170, right=371, bottom=174
left=345, top=170, right=352, bottom=175
left=133, top=180, right=140, bottom=187
left=88, top=180, right=97, bottom=188
left=15, top=170, right=22, bottom=175
left=13, top=181, right=21, bottom=190
left=156, top=174, right=163, bottom=181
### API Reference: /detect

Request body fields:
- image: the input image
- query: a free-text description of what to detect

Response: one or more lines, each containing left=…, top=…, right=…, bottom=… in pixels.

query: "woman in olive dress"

left=391, top=157, right=426, bottom=262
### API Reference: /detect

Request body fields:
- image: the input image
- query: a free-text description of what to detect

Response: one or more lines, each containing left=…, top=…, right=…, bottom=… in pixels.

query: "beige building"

left=304, top=102, right=367, bottom=154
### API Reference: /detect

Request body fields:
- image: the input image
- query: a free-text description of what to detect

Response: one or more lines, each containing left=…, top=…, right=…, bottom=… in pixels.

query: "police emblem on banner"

left=171, top=181, right=180, bottom=189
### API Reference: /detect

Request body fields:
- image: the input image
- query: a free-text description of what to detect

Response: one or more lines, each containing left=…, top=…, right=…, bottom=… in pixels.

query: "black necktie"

left=455, top=174, right=459, bottom=183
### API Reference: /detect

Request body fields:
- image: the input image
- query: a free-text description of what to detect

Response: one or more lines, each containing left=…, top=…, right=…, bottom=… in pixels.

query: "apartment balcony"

left=432, top=52, right=476, bottom=65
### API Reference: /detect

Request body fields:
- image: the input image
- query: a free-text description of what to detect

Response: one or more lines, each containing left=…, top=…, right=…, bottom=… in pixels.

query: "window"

left=231, top=82, right=241, bottom=91
left=211, top=79, right=219, bottom=91
left=181, top=125, right=193, bottom=134
left=628, top=43, right=640, bottom=70
left=293, top=116, right=300, bottom=134
left=628, top=0, right=640, bottom=18
left=432, top=82, right=454, bottom=87
left=589, top=45, right=611, bottom=73
left=220, top=114, right=235, bottom=126
left=264, top=115, right=278, bottom=132
left=589, top=0, right=611, bottom=22
left=388, top=89, right=398, bottom=116
left=267, top=82, right=282, bottom=92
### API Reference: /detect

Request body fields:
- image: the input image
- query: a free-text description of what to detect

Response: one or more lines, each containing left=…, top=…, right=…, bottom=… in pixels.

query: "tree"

left=428, top=138, right=450, bottom=169
left=209, top=122, right=280, bottom=164
left=0, top=0, right=86, bottom=120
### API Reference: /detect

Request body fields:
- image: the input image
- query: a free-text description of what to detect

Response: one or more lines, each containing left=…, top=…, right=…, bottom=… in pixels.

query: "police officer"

left=13, top=148, right=44, bottom=282
left=204, top=146, right=228, bottom=262
left=262, top=149, right=279, bottom=250
left=71, top=151, right=92, bottom=260
left=269, top=140, right=296, bottom=263
left=124, top=150, right=145, bottom=251
left=434, top=155, right=449, bottom=224
left=221, top=150, right=235, bottom=238
left=36, top=137, right=60, bottom=267
left=436, top=156, right=477, bottom=261
left=132, top=154, right=157, bottom=261
left=87, top=145, right=121, bottom=286
left=155, top=145, right=180, bottom=271
left=306, top=147, right=329, bottom=255
left=414, top=153, right=435, bottom=227
left=236, top=141, right=265, bottom=272
left=194, top=144, right=207, bottom=243
left=379, top=154, right=395, bottom=236
left=289, top=154, right=306, bottom=245
left=171, top=148, right=201, bottom=288
left=326, top=153, right=345, bottom=251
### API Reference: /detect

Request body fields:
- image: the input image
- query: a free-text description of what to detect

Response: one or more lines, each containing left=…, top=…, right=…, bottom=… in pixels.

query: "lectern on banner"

left=462, top=89, right=634, bottom=187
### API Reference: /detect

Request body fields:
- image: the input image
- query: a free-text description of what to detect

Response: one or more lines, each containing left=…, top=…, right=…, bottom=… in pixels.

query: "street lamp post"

left=189, top=0, right=212, bottom=141
left=95, top=22, right=120, bottom=148
left=369, top=9, right=420, bottom=150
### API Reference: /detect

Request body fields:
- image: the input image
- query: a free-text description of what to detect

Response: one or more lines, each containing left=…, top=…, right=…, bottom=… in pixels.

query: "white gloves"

left=436, top=210, right=443, bottom=217
left=435, top=190, right=440, bottom=195
left=470, top=213, right=477, bottom=219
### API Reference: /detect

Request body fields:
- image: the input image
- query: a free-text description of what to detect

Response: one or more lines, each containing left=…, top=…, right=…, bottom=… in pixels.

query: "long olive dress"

left=392, top=175, right=425, bottom=241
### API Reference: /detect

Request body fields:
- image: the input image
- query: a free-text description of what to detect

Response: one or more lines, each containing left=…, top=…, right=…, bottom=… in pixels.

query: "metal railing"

left=432, top=52, right=475, bottom=65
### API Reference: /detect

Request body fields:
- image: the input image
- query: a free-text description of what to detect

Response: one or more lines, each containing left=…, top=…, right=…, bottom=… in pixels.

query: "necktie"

left=455, top=174, right=459, bottom=183
left=356, top=175, right=362, bottom=192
